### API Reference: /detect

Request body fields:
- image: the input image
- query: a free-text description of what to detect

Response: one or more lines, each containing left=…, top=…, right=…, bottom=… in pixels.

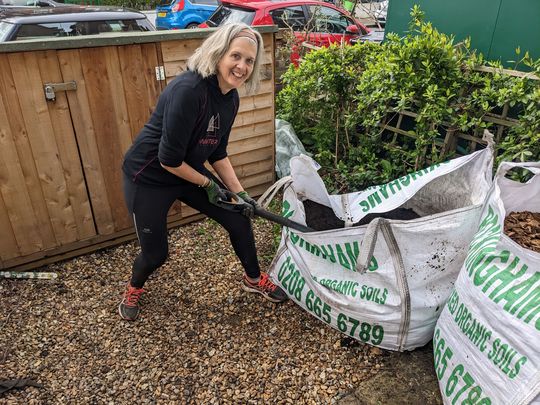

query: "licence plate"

left=158, top=12, right=167, bottom=17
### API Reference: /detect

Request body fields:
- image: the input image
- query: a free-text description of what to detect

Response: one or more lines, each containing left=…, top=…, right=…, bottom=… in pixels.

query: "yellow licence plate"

left=158, top=12, right=167, bottom=17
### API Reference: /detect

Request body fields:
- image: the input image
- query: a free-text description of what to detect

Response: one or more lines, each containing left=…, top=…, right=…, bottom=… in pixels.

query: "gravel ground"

left=0, top=217, right=442, bottom=404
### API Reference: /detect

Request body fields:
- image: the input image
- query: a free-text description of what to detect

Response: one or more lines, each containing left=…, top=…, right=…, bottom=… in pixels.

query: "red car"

left=199, top=0, right=370, bottom=49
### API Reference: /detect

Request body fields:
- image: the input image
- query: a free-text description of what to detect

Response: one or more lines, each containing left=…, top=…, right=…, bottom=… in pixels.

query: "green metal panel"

left=385, top=0, right=501, bottom=58
left=489, top=0, right=540, bottom=65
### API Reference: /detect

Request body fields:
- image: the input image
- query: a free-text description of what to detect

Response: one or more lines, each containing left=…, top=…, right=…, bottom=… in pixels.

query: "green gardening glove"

left=237, top=191, right=258, bottom=208
left=204, top=179, right=228, bottom=206
left=237, top=191, right=257, bottom=218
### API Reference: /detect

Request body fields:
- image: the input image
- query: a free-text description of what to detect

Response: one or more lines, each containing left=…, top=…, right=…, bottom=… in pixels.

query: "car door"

left=268, top=5, right=309, bottom=64
left=306, top=4, right=359, bottom=47
left=190, top=0, right=217, bottom=22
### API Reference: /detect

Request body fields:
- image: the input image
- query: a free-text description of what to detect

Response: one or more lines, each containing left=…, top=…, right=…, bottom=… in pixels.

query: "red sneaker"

left=242, top=272, right=288, bottom=303
left=118, top=283, right=145, bottom=321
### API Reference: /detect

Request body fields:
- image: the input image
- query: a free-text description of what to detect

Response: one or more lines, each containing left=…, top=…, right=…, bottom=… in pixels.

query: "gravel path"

left=0, top=217, right=442, bottom=404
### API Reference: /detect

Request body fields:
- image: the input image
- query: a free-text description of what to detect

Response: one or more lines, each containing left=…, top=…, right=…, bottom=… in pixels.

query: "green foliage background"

left=94, top=0, right=158, bottom=10
left=277, top=7, right=540, bottom=192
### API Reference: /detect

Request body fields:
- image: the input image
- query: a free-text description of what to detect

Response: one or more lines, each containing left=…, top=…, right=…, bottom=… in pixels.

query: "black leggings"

left=123, top=173, right=260, bottom=288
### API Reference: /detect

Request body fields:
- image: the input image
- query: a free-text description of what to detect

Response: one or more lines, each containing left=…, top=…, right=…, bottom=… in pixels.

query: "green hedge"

left=277, top=6, right=540, bottom=191
left=93, top=0, right=159, bottom=10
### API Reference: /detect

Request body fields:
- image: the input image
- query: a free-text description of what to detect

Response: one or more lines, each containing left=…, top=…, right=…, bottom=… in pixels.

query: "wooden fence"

left=0, top=27, right=277, bottom=271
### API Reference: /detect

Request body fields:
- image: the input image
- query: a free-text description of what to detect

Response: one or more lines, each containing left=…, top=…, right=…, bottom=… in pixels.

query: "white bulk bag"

left=266, top=139, right=494, bottom=351
left=434, top=162, right=540, bottom=405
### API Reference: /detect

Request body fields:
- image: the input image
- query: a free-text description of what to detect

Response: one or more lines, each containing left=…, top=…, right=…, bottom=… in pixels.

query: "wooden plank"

left=0, top=55, right=55, bottom=255
left=483, top=113, right=518, bottom=126
left=2, top=212, right=205, bottom=271
left=180, top=203, right=199, bottom=218
left=0, top=184, right=18, bottom=261
left=233, top=158, right=274, bottom=179
left=161, top=39, right=201, bottom=63
left=79, top=47, right=131, bottom=232
left=9, top=51, right=79, bottom=246
left=455, top=132, right=488, bottom=145
left=260, top=33, right=274, bottom=65
left=238, top=79, right=272, bottom=97
left=119, top=44, right=154, bottom=139
left=230, top=120, right=273, bottom=142
left=232, top=106, right=273, bottom=128
left=140, top=42, right=162, bottom=128
left=240, top=170, right=274, bottom=190
left=474, top=65, right=539, bottom=80
left=38, top=50, right=96, bottom=241
left=228, top=134, right=274, bottom=155
left=0, top=89, right=32, bottom=258
left=228, top=146, right=274, bottom=166
left=245, top=181, right=275, bottom=199
left=168, top=200, right=182, bottom=217
left=237, top=93, right=273, bottom=113
left=103, top=46, right=133, bottom=154
left=0, top=27, right=278, bottom=54
left=164, top=60, right=272, bottom=82
left=58, top=49, right=115, bottom=236
left=164, top=60, right=188, bottom=80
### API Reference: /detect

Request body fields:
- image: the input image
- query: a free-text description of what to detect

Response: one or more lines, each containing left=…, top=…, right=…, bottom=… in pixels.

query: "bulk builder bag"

left=434, top=161, right=540, bottom=404
left=266, top=136, right=494, bottom=351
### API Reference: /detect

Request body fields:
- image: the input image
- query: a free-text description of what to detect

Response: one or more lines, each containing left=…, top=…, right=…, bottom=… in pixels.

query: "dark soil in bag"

left=504, top=211, right=540, bottom=253
left=303, top=200, right=420, bottom=231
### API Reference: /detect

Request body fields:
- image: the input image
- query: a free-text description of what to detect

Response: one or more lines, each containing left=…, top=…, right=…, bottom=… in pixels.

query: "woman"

left=119, top=23, right=287, bottom=321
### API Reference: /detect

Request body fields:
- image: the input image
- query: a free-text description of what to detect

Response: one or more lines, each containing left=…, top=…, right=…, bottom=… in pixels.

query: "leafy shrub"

left=277, top=6, right=540, bottom=192
left=99, top=0, right=158, bottom=10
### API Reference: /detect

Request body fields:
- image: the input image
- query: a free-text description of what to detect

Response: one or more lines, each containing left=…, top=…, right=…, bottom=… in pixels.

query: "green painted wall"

left=385, top=0, right=540, bottom=67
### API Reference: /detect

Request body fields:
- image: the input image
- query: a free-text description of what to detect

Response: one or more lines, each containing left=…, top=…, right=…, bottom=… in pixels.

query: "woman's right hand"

left=204, top=179, right=228, bottom=206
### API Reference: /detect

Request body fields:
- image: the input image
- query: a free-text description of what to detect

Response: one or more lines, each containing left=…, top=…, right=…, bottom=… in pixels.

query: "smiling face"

left=216, top=35, right=258, bottom=94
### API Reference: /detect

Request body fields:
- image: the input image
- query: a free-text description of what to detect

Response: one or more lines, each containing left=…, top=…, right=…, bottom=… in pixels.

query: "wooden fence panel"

left=2, top=51, right=95, bottom=254
left=0, top=80, right=43, bottom=259
left=57, top=49, right=115, bottom=236
left=38, top=50, right=95, bottom=241
left=78, top=46, right=132, bottom=232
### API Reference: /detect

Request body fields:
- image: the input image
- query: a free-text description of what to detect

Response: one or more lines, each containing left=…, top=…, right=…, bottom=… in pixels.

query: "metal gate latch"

left=43, top=81, right=77, bottom=102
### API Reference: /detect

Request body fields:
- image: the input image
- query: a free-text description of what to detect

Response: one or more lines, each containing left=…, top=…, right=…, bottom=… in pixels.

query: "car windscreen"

left=0, top=21, right=14, bottom=41
left=157, top=0, right=173, bottom=6
left=206, top=5, right=254, bottom=27
left=11, top=18, right=153, bottom=40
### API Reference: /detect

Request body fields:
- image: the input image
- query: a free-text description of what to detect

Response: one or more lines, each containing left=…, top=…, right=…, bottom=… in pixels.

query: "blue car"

left=155, top=0, right=217, bottom=30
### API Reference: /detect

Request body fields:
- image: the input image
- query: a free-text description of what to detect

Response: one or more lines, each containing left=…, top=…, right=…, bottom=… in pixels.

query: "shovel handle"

left=253, top=206, right=315, bottom=233
left=216, top=190, right=315, bottom=233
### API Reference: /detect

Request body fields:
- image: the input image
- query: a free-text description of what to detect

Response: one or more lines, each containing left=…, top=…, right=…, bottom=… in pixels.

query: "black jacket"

left=123, top=70, right=239, bottom=186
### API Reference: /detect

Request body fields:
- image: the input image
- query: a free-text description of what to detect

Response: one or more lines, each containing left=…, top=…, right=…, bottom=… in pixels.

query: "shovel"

left=216, top=190, right=315, bottom=233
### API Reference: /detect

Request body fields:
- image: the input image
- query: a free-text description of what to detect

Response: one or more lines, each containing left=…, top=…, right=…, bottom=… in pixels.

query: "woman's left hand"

left=204, top=179, right=228, bottom=206
left=237, top=191, right=257, bottom=208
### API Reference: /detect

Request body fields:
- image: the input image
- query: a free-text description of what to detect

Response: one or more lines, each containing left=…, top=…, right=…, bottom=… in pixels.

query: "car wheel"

left=185, top=23, right=199, bottom=29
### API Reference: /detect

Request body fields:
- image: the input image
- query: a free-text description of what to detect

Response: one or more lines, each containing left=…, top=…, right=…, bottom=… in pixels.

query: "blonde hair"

left=187, top=23, right=264, bottom=94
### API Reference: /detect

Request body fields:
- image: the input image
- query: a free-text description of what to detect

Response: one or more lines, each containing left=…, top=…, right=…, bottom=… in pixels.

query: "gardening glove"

left=204, top=179, right=228, bottom=207
left=237, top=191, right=257, bottom=218
left=237, top=191, right=258, bottom=208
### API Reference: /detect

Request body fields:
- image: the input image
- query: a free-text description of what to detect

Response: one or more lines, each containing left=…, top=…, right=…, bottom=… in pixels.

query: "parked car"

left=155, top=0, right=217, bottom=30
left=0, top=0, right=65, bottom=8
left=199, top=0, right=371, bottom=49
left=354, top=0, right=387, bottom=26
left=372, top=0, right=387, bottom=27
left=0, top=6, right=155, bottom=41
